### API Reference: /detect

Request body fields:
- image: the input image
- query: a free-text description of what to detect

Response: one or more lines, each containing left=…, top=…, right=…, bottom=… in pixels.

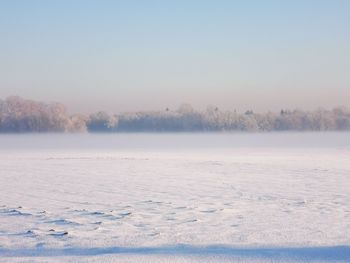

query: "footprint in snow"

left=174, top=206, right=187, bottom=210
left=49, top=231, right=68, bottom=237
left=199, top=209, right=217, bottom=213
left=24, top=230, right=38, bottom=237
left=91, top=221, right=103, bottom=225
left=46, top=219, right=80, bottom=226
left=183, top=219, right=198, bottom=223
left=119, top=211, right=132, bottom=217
left=89, top=211, right=105, bottom=216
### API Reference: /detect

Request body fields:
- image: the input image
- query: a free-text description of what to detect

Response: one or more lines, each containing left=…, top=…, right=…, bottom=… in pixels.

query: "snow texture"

left=0, top=133, right=349, bottom=262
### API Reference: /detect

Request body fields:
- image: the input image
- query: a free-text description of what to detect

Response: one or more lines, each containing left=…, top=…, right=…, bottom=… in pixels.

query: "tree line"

left=1, top=96, right=350, bottom=133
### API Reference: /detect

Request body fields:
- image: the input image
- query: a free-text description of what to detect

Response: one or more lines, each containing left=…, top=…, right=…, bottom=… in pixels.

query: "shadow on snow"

left=1, top=245, right=349, bottom=260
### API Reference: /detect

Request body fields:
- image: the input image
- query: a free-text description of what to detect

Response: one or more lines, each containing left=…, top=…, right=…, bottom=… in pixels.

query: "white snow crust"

left=0, top=133, right=349, bottom=262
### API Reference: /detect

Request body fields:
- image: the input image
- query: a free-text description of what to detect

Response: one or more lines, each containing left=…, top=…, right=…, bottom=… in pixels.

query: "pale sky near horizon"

left=0, top=0, right=349, bottom=114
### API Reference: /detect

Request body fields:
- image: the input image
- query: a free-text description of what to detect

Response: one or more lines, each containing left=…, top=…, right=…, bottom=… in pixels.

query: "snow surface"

left=0, top=133, right=349, bottom=262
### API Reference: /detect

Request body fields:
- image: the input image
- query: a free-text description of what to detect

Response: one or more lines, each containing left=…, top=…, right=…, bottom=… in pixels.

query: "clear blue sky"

left=1, top=0, right=349, bottom=113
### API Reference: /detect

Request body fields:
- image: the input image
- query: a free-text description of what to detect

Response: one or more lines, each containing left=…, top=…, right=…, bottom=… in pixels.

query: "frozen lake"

left=0, top=133, right=350, bottom=262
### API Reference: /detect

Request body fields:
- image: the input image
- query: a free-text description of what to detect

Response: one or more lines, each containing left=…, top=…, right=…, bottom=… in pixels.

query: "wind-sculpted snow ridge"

left=1, top=96, right=350, bottom=132
left=0, top=133, right=349, bottom=262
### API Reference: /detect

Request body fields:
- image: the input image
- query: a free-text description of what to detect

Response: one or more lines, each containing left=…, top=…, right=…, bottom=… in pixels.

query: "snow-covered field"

left=0, top=133, right=349, bottom=262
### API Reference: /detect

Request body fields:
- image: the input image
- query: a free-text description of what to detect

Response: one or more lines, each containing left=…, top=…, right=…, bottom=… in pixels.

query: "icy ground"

left=0, top=133, right=349, bottom=262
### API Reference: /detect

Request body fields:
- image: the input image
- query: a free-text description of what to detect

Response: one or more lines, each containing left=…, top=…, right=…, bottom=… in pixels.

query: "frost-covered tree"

left=1, top=96, right=350, bottom=132
left=0, top=96, right=86, bottom=132
left=86, top=111, right=118, bottom=132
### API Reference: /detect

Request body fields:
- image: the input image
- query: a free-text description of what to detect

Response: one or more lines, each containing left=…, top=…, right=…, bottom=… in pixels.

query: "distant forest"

left=1, top=96, right=350, bottom=133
